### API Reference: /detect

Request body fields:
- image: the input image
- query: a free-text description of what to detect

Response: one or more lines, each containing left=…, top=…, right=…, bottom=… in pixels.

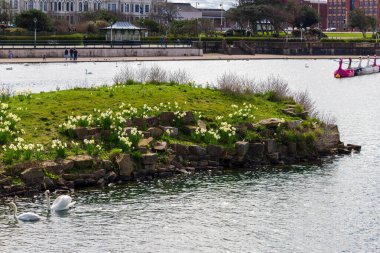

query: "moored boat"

left=334, top=59, right=355, bottom=78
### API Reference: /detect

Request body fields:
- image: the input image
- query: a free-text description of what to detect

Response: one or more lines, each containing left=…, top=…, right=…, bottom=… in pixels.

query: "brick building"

left=327, top=0, right=380, bottom=31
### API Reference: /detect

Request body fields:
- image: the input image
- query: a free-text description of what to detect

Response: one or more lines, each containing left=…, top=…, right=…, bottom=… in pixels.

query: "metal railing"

left=0, top=40, right=194, bottom=49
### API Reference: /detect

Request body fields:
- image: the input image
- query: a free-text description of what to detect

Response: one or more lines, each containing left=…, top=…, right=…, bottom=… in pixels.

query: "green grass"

left=6, top=84, right=295, bottom=145
left=325, top=32, right=372, bottom=39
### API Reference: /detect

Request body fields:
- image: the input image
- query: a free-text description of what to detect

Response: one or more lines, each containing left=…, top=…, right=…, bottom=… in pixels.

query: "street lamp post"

left=300, top=22, right=303, bottom=42
left=220, top=3, right=223, bottom=32
left=110, top=20, right=113, bottom=48
left=33, top=18, right=37, bottom=49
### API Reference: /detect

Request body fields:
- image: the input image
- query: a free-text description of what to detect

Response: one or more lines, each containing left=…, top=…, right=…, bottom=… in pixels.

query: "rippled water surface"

left=0, top=60, right=379, bottom=252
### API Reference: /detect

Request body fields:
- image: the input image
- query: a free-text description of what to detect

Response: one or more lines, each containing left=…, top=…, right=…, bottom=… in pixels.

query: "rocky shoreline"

left=0, top=110, right=361, bottom=198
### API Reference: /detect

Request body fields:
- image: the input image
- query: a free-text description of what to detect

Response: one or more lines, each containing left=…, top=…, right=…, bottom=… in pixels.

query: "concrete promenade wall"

left=0, top=48, right=203, bottom=58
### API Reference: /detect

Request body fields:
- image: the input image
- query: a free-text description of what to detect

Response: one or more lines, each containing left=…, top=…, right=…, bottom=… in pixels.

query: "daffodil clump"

left=0, top=102, right=22, bottom=144
left=192, top=121, right=237, bottom=146
left=226, top=103, right=258, bottom=123
left=84, top=139, right=102, bottom=156
left=2, top=137, right=45, bottom=164
left=51, top=139, right=68, bottom=158
left=59, top=115, right=94, bottom=137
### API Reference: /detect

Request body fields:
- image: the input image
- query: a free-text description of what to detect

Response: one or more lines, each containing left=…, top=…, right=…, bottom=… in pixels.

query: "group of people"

left=64, top=48, right=78, bottom=61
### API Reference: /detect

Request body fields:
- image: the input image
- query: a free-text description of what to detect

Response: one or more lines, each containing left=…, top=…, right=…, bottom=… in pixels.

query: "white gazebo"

left=102, top=22, right=145, bottom=43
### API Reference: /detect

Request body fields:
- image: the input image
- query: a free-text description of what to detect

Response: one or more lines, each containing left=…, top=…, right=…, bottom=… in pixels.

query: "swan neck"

left=47, top=194, right=51, bottom=211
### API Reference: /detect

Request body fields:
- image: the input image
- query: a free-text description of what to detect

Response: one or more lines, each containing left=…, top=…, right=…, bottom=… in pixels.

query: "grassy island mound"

left=0, top=78, right=360, bottom=196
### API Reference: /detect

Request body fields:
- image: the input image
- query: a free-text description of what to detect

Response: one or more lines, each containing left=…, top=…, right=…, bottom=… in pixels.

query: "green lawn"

left=5, top=84, right=295, bottom=145
left=325, top=32, right=372, bottom=39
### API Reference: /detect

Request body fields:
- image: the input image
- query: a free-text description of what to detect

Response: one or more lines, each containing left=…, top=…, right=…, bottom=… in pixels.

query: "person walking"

left=69, top=48, right=73, bottom=60
left=64, top=48, right=68, bottom=60
left=164, top=36, right=168, bottom=48
left=73, top=48, right=78, bottom=61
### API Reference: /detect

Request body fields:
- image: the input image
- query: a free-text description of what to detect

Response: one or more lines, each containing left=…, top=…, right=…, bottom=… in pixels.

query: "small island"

left=0, top=74, right=360, bottom=197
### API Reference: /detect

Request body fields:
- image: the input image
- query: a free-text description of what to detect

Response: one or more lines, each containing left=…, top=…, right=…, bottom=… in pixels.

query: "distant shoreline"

left=0, top=54, right=364, bottom=64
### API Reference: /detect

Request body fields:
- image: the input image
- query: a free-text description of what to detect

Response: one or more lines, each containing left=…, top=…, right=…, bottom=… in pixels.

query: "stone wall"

left=0, top=112, right=361, bottom=197
left=0, top=48, right=203, bottom=58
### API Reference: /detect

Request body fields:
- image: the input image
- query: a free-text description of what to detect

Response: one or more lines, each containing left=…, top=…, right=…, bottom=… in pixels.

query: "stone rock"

left=199, top=160, right=209, bottom=167
left=0, top=176, right=12, bottom=186
left=171, top=144, right=189, bottom=155
left=93, top=169, right=106, bottom=180
left=267, top=153, right=280, bottom=164
left=347, top=144, right=361, bottom=152
left=315, top=124, right=340, bottom=152
left=154, top=141, right=168, bottom=152
left=142, top=131, right=151, bottom=138
left=43, top=177, right=55, bottom=189
left=159, top=111, right=175, bottom=125
left=105, top=171, right=117, bottom=182
left=160, top=126, right=178, bottom=136
left=138, top=137, right=154, bottom=147
left=207, top=145, right=223, bottom=157
left=287, top=120, right=302, bottom=130
left=247, top=143, right=265, bottom=160
left=235, top=141, right=249, bottom=157
left=41, top=161, right=63, bottom=175
left=124, top=119, right=133, bottom=127
left=143, top=164, right=156, bottom=170
left=138, top=146, right=148, bottom=154
left=62, top=174, right=79, bottom=181
left=133, top=118, right=146, bottom=130
left=142, top=153, right=158, bottom=165
left=75, top=127, right=88, bottom=139
left=197, top=120, right=207, bottom=130
left=69, top=155, right=94, bottom=170
left=287, top=142, right=297, bottom=156
left=87, top=127, right=102, bottom=136
left=259, top=118, right=285, bottom=128
left=102, top=160, right=113, bottom=171
left=189, top=145, right=207, bottom=156
left=337, top=148, right=351, bottom=155
left=123, top=127, right=134, bottom=135
left=176, top=168, right=190, bottom=175
left=57, top=159, right=75, bottom=172
left=101, top=129, right=112, bottom=140
left=21, top=167, right=44, bottom=185
left=146, top=116, right=159, bottom=127
left=183, top=111, right=195, bottom=124
left=182, top=125, right=197, bottom=135
left=265, top=139, right=277, bottom=154
left=147, top=127, right=163, bottom=138
left=116, top=154, right=134, bottom=178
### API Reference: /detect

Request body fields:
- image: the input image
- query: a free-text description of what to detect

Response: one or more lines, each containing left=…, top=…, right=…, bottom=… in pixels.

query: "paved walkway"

left=0, top=53, right=359, bottom=64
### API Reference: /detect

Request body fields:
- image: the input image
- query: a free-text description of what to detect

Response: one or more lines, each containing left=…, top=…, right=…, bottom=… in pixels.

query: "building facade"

left=0, top=0, right=165, bottom=24
left=327, top=0, right=380, bottom=31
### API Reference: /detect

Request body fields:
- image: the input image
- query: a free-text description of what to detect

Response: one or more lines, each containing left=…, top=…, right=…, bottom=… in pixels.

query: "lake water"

left=0, top=60, right=379, bottom=252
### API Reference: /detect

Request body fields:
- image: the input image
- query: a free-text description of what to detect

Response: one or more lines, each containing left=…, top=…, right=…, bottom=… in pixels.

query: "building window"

left=125, top=3, right=129, bottom=12
left=79, top=2, right=82, bottom=12
left=108, top=3, right=116, bottom=12
left=84, top=1, right=88, bottom=11
left=145, top=4, right=149, bottom=13
left=28, top=0, right=33, bottom=9
left=135, top=4, right=139, bottom=13
left=58, top=2, right=61, bottom=11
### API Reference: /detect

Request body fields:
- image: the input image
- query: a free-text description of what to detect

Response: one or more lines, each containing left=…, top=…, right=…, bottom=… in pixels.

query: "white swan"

left=8, top=202, right=41, bottom=222
left=45, top=190, right=76, bottom=211
left=85, top=69, right=92, bottom=75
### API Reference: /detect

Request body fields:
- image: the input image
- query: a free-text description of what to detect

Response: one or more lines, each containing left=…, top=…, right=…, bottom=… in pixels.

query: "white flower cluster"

left=2, top=136, right=45, bottom=161
left=0, top=102, right=22, bottom=144
left=228, top=103, right=258, bottom=121
left=15, top=89, right=32, bottom=97
left=219, top=122, right=237, bottom=136
left=59, top=115, right=93, bottom=131
left=51, top=139, right=67, bottom=149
